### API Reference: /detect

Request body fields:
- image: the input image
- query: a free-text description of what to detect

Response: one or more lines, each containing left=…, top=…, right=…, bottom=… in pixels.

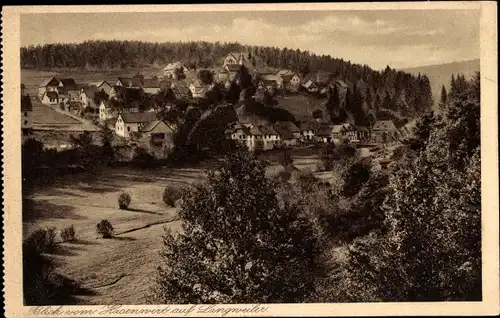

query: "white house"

left=189, top=81, right=210, bottom=98
left=223, top=52, right=245, bottom=67
left=115, top=112, right=157, bottom=138
left=303, top=80, right=319, bottom=93
left=142, top=78, right=161, bottom=95
left=80, top=85, right=99, bottom=107
left=41, top=91, right=59, bottom=105
left=21, top=95, right=33, bottom=133
left=99, top=101, right=117, bottom=122
left=38, top=77, right=60, bottom=99
left=163, top=62, right=189, bottom=79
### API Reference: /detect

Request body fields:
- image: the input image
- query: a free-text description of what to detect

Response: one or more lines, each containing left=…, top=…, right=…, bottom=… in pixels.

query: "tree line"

left=21, top=40, right=433, bottom=116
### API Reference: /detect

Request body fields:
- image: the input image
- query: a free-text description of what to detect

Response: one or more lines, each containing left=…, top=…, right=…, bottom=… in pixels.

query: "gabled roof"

left=117, top=77, right=143, bottom=87
left=258, top=124, right=279, bottom=136
left=334, top=79, right=348, bottom=89
left=303, top=80, right=317, bottom=89
left=332, top=124, right=346, bottom=133
left=39, top=77, right=59, bottom=88
left=280, top=74, right=294, bottom=84
left=81, top=85, right=100, bottom=96
left=227, top=52, right=244, bottom=61
left=21, top=95, right=33, bottom=111
left=140, top=120, right=174, bottom=132
left=273, top=123, right=294, bottom=140
left=59, top=78, right=77, bottom=89
left=372, top=120, right=397, bottom=131
left=275, top=121, right=300, bottom=133
left=276, top=69, right=295, bottom=76
left=163, top=62, right=185, bottom=71
left=316, top=124, right=333, bottom=137
left=225, top=64, right=241, bottom=72
left=142, top=78, right=160, bottom=88
left=355, top=125, right=369, bottom=132
left=43, top=91, right=59, bottom=99
left=119, top=111, right=157, bottom=124
left=299, top=121, right=321, bottom=131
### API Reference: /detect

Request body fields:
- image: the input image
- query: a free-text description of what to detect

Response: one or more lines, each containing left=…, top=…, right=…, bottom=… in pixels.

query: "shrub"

left=60, top=225, right=76, bottom=242
left=118, top=192, right=131, bottom=209
left=163, top=186, right=182, bottom=207
left=275, top=169, right=292, bottom=183
left=96, top=220, right=114, bottom=238
left=25, top=227, right=57, bottom=254
left=133, top=147, right=156, bottom=169
left=342, top=159, right=372, bottom=197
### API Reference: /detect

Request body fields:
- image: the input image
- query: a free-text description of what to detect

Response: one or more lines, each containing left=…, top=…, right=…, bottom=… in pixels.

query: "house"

left=99, top=101, right=117, bottom=122
left=252, top=124, right=281, bottom=150
left=342, top=123, right=357, bottom=142
left=56, top=79, right=80, bottom=102
left=163, top=62, right=189, bottom=79
left=116, top=77, right=143, bottom=89
left=228, top=122, right=254, bottom=150
left=276, top=69, right=295, bottom=77
left=38, top=77, right=60, bottom=99
left=299, top=121, right=321, bottom=141
left=80, top=85, right=100, bottom=107
left=171, top=82, right=191, bottom=99
left=331, top=124, right=348, bottom=140
left=219, top=64, right=241, bottom=82
left=189, top=81, right=210, bottom=98
left=115, top=112, right=157, bottom=138
left=138, top=120, right=176, bottom=158
left=303, top=80, right=319, bottom=93
left=223, top=52, right=245, bottom=67
left=280, top=74, right=301, bottom=92
left=261, top=74, right=284, bottom=88
left=142, top=78, right=161, bottom=95
left=41, top=91, right=59, bottom=105
left=66, top=101, right=83, bottom=114
left=372, top=120, right=398, bottom=143
left=316, top=124, right=334, bottom=143
left=274, top=121, right=301, bottom=139
left=258, top=79, right=279, bottom=92
left=355, top=125, right=370, bottom=141
left=273, top=122, right=297, bottom=147
left=21, top=95, right=33, bottom=133
left=96, top=81, right=114, bottom=96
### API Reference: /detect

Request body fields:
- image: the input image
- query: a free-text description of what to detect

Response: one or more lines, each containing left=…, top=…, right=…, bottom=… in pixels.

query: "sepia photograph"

left=2, top=2, right=499, bottom=317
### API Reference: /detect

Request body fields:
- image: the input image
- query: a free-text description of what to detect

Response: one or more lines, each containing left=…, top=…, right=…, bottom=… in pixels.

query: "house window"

left=127, top=127, right=131, bottom=132
left=24, top=120, right=28, bottom=126
left=24, top=112, right=27, bottom=117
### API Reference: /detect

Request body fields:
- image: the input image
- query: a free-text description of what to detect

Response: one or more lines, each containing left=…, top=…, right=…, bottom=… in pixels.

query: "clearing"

left=24, top=149, right=324, bottom=305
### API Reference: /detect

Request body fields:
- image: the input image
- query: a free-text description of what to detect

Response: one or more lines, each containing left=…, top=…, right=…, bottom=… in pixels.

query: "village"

left=22, top=51, right=414, bottom=161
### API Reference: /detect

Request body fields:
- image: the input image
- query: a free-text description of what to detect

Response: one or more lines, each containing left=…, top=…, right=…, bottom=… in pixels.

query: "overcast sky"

left=20, top=10, right=480, bottom=70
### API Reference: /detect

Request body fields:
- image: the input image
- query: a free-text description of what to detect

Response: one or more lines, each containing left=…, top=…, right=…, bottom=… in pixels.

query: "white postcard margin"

left=2, top=2, right=499, bottom=317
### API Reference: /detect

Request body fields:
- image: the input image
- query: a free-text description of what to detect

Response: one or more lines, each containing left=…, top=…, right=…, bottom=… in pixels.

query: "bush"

left=133, top=147, right=156, bottom=169
left=96, top=220, right=114, bottom=238
left=118, top=192, right=131, bottom=209
left=342, top=159, right=372, bottom=197
left=25, top=227, right=57, bottom=254
left=152, top=150, right=321, bottom=304
left=60, top=225, right=76, bottom=242
left=163, top=186, right=182, bottom=207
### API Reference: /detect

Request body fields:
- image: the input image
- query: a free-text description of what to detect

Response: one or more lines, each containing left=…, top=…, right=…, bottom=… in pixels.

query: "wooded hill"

left=21, top=40, right=434, bottom=118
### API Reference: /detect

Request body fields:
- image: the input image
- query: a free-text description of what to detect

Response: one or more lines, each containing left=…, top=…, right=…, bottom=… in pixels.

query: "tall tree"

left=151, top=150, right=321, bottom=303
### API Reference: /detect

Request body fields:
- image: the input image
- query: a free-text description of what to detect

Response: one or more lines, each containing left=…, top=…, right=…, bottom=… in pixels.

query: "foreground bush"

left=96, top=220, right=114, bottom=238
left=60, top=225, right=76, bottom=242
left=151, top=150, right=322, bottom=304
left=162, top=186, right=182, bottom=207
left=118, top=192, right=131, bottom=209
left=25, top=227, right=57, bottom=254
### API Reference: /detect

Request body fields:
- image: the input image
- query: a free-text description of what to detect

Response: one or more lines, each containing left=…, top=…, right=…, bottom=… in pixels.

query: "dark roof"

left=225, top=64, right=241, bottom=72
left=258, top=124, right=279, bottom=136
left=120, top=111, right=157, bottom=123
left=59, top=78, right=77, bottom=89
left=44, top=91, right=59, bottom=99
left=275, top=121, right=300, bottom=133
left=21, top=95, right=33, bottom=111
left=299, top=121, right=321, bottom=131
left=373, top=120, right=397, bottom=131
left=273, top=124, right=294, bottom=140
left=140, top=120, right=174, bottom=132
left=117, top=77, right=143, bottom=87
left=262, top=79, right=278, bottom=87
left=81, top=85, right=100, bottom=96
left=39, top=77, right=59, bottom=87
left=142, top=78, right=160, bottom=88
left=316, top=124, right=333, bottom=137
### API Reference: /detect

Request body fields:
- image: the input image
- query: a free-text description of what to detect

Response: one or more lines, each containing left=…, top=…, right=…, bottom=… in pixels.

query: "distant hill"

left=401, top=59, right=480, bottom=107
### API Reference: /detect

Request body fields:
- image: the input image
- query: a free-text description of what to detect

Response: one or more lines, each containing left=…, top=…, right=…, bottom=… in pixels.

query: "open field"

left=276, top=94, right=327, bottom=122
left=23, top=149, right=325, bottom=305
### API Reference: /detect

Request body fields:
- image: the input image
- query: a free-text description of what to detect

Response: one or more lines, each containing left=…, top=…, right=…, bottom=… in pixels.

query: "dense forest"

left=21, top=40, right=433, bottom=117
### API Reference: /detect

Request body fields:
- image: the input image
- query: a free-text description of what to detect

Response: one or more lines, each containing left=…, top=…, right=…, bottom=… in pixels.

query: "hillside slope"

left=401, top=59, right=479, bottom=106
